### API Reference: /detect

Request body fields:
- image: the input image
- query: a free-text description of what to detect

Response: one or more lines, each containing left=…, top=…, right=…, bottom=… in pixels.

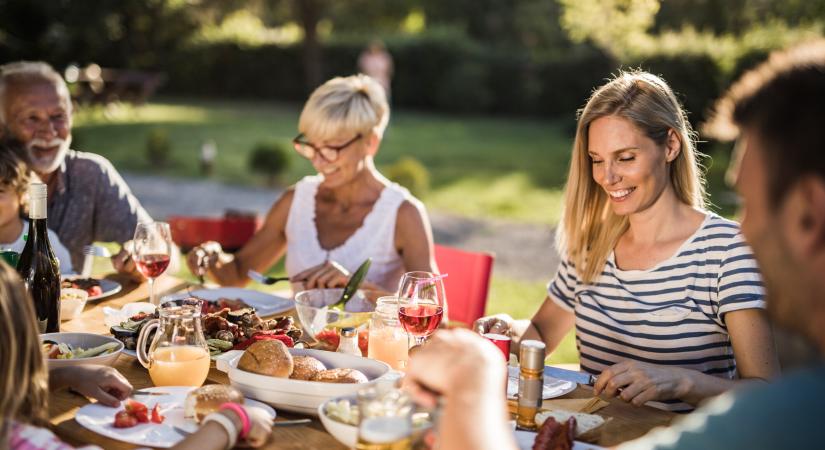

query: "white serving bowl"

left=318, top=397, right=359, bottom=448
left=60, top=288, right=89, bottom=321
left=215, top=348, right=391, bottom=415
left=318, top=395, right=434, bottom=448
left=40, top=332, right=123, bottom=369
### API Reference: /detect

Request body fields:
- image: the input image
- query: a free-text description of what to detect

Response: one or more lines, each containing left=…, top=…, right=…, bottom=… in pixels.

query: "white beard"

left=26, top=136, right=71, bottom=174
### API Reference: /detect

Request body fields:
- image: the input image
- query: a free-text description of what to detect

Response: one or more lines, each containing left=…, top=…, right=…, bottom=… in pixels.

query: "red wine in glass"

left=136, top=254, right=171, bottom=278
left=399, top=304, right=443, bottom=337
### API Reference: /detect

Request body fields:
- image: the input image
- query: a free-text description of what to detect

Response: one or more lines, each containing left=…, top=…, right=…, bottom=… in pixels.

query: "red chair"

left=434, top=244, right=494, bottom=327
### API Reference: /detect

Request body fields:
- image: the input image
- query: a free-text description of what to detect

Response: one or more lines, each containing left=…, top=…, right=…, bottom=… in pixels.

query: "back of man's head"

left=706, top=40, right=825, bottom=207
left=0, top=61, right=70, bottom=123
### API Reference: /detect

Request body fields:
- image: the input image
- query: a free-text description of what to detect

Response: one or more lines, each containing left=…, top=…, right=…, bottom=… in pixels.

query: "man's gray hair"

left=0, top=61, right=71, bottom=123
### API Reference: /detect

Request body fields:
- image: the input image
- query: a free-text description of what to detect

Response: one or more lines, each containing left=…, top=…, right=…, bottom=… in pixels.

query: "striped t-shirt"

left=548, top=213, right=765, bottom=412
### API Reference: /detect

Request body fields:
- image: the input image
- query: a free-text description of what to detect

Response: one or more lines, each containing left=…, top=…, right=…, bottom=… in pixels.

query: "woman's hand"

left=593, top=360, right=691, bottom=406
left=472, top=313, right=515, bottom=336
left=239, top=406, right=274, bottom=447
left=186, top=241, right=224, bottom=280
left=50, top=365, right=133, bottom=407
left=292, top=260, right=351, bottom=289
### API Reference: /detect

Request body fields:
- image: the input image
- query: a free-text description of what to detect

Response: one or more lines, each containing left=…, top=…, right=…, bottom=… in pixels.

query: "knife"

left=543, top=365, right=596, bottom=386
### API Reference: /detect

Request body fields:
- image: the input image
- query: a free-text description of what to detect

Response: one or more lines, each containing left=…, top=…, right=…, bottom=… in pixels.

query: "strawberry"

left=358, top=329, right=369, bottom=356
left=113, top=410, right=138, bottom=428
left=124, top=399, right=149, bottom=423
left=151, top=404, right=164, bottom=424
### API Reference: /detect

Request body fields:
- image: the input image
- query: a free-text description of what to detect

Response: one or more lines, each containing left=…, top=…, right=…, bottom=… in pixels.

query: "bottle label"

left=518, top=376, right=542, bottom=408
left=37, top=318, right=47, bottom=334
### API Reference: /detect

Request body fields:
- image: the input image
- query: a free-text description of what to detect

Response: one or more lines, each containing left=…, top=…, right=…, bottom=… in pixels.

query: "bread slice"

left=535, top=410, right=606, bottom=442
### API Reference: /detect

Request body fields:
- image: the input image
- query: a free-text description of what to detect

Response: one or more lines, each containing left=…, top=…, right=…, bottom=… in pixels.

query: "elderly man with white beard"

left=0, top=61, right=151, bottom=277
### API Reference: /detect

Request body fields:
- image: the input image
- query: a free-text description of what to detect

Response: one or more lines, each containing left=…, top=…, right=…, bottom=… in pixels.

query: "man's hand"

left=111, top=240, right=144, bottom=282
left=402, top=329, right=506, bottom=409
left=50, top=365, right=133, bottom=407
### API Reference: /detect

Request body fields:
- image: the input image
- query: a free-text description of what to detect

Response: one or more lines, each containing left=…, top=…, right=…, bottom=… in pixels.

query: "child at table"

left=0, top=147, right=74, bottom=273
left=0, top=261, right=273, bottom=450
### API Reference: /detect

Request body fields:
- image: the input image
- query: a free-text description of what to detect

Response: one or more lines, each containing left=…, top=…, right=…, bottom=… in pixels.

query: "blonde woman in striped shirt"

left=475, top=71, right=779, bottom=412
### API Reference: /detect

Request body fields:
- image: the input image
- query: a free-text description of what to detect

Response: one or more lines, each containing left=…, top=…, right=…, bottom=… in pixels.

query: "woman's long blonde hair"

left=0, top=261, right=49, bottom=448
left=557, top=70, right=706, bottom=284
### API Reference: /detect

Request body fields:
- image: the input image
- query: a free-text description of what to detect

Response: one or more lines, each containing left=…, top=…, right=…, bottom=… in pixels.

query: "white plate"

left=507, top=366, right=577, bottom=400
left=181, top=288, right=294, bottom=317
left=75, top=386, right=276, bottom=448
left=64, top=277, right=122, bottom=301
left=514, top=430, right=605, bottom=450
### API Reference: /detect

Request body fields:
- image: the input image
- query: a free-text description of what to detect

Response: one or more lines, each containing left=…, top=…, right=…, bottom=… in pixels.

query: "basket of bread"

left=214, top=340, right=392, bottom=415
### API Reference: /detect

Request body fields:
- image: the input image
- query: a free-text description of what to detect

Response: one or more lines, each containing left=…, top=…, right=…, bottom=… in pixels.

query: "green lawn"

left=74, top=99, right=573, bottom=225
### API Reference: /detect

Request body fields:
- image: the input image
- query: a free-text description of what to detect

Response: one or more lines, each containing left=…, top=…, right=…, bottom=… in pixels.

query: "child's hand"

left=52, top=365, right=133, bottom=407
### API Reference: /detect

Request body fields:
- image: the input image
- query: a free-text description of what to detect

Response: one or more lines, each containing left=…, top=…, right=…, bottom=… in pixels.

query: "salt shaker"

left=337, top=326, right=362, bottom=356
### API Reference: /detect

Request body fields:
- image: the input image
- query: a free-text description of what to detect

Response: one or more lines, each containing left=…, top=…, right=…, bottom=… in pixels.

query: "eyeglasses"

left=292, top=133, right=362, bottom=162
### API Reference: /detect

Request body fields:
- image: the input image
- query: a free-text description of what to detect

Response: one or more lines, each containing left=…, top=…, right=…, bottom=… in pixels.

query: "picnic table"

left=48, top=274, right=675, bottom=449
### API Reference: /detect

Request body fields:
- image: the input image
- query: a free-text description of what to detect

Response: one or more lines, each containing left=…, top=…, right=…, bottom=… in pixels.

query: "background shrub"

left=145, top=128, right=171, bottom=167
left=384, top=156, right=430, bottom=198
left=248, top=141, right=291, bottom=186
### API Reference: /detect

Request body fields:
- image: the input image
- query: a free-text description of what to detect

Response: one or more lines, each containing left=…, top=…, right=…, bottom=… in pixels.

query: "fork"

left=247, top=270, right=291, bottom=285
left=81, top=245, right=112, bottom=277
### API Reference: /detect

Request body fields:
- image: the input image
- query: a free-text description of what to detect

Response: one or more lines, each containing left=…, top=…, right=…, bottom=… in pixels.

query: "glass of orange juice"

left=368, top=297, right=409, bottom=370
left=136, top=299, right=210, bottom=387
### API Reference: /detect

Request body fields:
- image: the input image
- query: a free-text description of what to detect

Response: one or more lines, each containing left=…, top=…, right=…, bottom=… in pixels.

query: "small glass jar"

left=368, top=297, right=410, bottom=370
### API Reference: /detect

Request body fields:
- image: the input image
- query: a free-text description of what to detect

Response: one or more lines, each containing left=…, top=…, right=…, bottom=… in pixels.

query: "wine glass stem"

left=148, top=277, right=156, bottom=305
left=413, top=335, right=428, bottom=346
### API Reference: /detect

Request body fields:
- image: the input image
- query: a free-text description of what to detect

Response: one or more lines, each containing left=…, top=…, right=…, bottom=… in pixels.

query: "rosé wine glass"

left=133, top=221, right=172, bottom=306
left=397, top=271, right=446, bottom=346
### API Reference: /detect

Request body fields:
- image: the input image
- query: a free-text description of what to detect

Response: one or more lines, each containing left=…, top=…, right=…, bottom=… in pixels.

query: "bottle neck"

left=29, top=196, right=47, bottom=220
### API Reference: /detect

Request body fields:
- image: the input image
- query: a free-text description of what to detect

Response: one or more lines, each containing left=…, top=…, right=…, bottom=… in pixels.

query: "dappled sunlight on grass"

left=75, top=102, right=216, bottom=125
left=427, top=173, right=565, bottom=224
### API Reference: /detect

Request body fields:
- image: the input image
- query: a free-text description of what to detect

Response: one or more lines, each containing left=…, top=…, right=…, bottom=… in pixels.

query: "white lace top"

left=285, top=175, right=417, bottom=292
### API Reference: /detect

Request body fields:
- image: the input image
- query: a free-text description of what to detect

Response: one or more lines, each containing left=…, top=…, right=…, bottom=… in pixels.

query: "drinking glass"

left=396, top=271, right=446, bottom=346
left=368, top=297, right=409, bottom=370
left=356, top=383, right=413, bottom=450
left=133, top=221, right=172, bottom=306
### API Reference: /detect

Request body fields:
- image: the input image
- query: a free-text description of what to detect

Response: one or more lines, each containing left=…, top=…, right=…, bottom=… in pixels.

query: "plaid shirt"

left=46, top=150, right=151, bottom=269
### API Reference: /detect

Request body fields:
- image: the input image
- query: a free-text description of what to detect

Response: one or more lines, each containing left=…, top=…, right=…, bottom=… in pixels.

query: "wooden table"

left=49, top=276, right=675, bottom=449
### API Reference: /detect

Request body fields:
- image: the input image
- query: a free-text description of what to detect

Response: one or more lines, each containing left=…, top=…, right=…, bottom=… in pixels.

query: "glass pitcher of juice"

left=368, top=297, right=409, bottom=370
left=136, top=300, right=210, bottom=387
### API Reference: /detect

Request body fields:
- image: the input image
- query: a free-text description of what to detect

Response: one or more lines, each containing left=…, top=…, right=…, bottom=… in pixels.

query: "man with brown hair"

left=615, top=39, right=825, bottom=449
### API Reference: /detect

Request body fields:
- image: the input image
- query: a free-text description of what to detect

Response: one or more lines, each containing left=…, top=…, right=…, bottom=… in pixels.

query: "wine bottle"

left=17, top=182, right=61, bottom=333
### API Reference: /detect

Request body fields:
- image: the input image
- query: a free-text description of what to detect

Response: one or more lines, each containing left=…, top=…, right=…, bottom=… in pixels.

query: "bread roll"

left=238, top=340, right=293, bottom=378
left=290, top=356, right=327, bottom=381
left=184, top=384, right=245, bottom=423
left=312, top=368, right=369, bottom=384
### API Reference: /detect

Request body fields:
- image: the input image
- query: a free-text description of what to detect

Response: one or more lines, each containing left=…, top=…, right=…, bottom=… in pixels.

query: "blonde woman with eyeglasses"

left=474, top=71, right=779, bottom=412
left=187, top=74, right=437, bottom=300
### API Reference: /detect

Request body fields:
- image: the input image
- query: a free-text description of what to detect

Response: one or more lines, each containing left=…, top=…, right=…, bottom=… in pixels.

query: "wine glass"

left=133, top=221, right=172, bottom=306
left=397, top=271, right=446, bottom=346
